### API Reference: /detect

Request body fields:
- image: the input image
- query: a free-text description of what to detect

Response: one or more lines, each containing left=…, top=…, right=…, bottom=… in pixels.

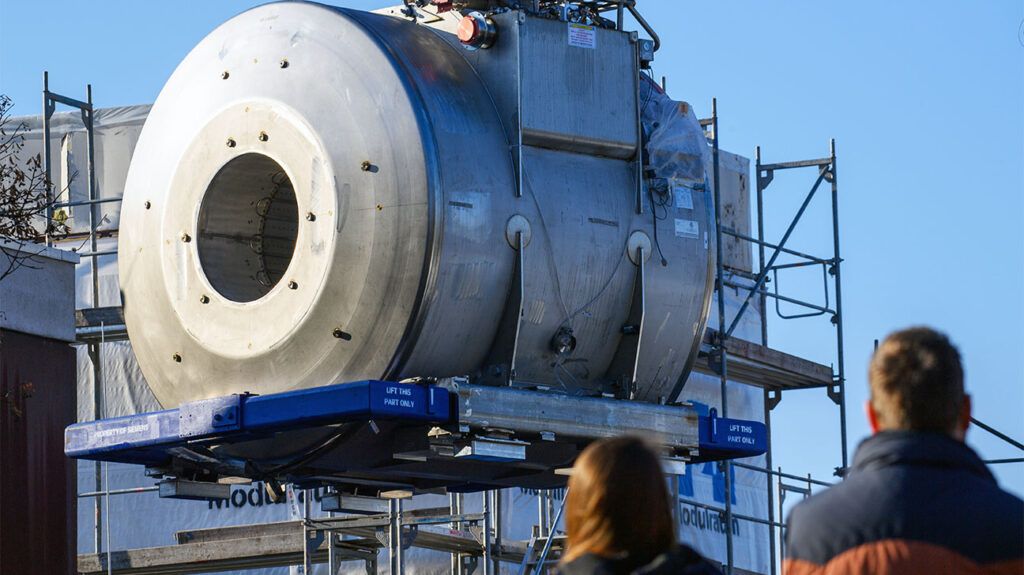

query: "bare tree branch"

left=0, top=94, right=72, bottom=282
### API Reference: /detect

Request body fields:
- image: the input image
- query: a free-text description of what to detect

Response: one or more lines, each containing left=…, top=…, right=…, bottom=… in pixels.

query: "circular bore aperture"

left=197, top=153, right=298, bottom=302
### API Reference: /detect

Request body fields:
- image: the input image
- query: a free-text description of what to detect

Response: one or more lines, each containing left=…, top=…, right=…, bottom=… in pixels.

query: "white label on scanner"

left=568, top=23, right=596, bottom=49
left=673, top=185, right=694, bottom=210
left=675, top=218, right=699, bottom=238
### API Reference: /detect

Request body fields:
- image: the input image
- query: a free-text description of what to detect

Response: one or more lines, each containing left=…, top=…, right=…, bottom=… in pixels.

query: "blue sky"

left=2, top=0, right=1022, bottom=500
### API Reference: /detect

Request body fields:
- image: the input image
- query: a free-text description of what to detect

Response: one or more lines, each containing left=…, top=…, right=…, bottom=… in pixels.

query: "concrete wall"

left=0, top=241, right=80, bottom=342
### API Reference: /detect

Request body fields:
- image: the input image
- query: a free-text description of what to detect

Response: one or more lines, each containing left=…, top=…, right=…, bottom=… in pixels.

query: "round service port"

left=457, top=11, right=496, bottom=50
left=196, top=153, right=299, bottom=302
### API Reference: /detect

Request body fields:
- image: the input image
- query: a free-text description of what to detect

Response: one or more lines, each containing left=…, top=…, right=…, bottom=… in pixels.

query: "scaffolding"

left=76, top=488, right=581, bottom=575
left=41, top=71, right=125, bottom=558
left=698, top=99, right=847, bottom=575
left=50, top=74, right=847, bottom=575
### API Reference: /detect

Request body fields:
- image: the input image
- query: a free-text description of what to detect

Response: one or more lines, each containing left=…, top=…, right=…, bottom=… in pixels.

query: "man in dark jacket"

left=784, top=327, right=1023, bottom=575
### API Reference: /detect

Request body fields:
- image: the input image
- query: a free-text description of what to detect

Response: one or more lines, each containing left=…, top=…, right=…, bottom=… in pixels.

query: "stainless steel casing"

left=119, top=2, right=714, bottom=408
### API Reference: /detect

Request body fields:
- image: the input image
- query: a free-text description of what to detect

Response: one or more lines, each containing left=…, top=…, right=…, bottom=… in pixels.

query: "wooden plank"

left=176, top=520, right=300, bottom=544
left=698, top=329, right=833, bottom=390
left=75, top=306, right=125, bottom=327
left=75, top=306, right=128, bottom=343
left=177, top=515, right=488, bottom=556
left=78, top=533, right=334, bottom=575
left=80, top=516, right=494, bottom=575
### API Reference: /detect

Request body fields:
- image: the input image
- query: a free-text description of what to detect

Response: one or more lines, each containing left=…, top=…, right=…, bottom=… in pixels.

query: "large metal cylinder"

left=120, top=2, right=714, bottom=408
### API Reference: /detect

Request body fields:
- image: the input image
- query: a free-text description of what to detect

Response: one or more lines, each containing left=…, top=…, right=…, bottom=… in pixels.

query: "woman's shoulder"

left=558, top=553, right=627, bottom=575
left=559, top=546, right=722, bottom=575
left=634, top=545, right=722, bottom=575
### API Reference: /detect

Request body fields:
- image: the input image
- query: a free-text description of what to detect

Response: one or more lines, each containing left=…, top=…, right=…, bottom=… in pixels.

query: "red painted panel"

left=1, top=329, right=77, bottom=575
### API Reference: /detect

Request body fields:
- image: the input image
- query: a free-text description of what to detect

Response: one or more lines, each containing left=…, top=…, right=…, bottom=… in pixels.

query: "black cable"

left=640, top=70, right=658, bottom=119
left=558, top=227, right=630, bottom=328
left=252, top=423, right=362, bottom=479
left=649, top=185, right=669, bottom=267
left=522, top=165, right=573, bottom=320
left=639, top=70, right=670, bottom=267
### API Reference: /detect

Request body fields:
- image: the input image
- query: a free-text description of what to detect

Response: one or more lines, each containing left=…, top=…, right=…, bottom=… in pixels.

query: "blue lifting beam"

left=697, top=407, right=768, bottom=461
left=65, top=380, right=766, bottom=483
left=65, top=380, right=451, bottom=464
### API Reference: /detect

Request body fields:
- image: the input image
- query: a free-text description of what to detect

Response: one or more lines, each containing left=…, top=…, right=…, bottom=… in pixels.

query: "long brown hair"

left=562, top=435, right=676, bottom=565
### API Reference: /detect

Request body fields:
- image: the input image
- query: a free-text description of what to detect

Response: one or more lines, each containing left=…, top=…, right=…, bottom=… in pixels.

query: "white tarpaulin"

left=14, top=104, right=769, bottom=574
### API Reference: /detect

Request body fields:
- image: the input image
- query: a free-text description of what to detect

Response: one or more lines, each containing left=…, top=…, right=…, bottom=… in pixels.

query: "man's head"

left=867, top=326, right=971, bottom=440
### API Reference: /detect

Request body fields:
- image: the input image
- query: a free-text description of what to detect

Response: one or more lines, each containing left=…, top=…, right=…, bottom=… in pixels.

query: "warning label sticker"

left=674, top=218, right=699, bottom=238
left=568, top=23, right=596, bottom=49
left=673, top=185, right=694, bottom=210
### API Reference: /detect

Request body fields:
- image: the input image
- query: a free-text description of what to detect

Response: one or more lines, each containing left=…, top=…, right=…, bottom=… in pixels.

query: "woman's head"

left=563, top=435, right=676, bottom=564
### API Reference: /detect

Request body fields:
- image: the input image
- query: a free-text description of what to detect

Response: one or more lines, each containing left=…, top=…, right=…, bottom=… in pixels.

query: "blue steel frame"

left=65, top=380, right=451, bottom=462
left=66, top=380, right=765, bottom=467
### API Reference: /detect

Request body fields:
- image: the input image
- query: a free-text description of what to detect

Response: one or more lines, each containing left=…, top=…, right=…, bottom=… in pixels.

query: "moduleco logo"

left=207, top=484, right=329, bottom=510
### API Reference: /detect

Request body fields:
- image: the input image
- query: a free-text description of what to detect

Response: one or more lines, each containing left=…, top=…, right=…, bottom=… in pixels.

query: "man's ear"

left=955, top=394, right=972, bottom=441
left=866, top=400, right=881, bottom=434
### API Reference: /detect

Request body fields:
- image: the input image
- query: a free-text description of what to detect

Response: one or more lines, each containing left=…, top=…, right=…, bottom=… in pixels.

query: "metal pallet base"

left=66, top=379, right=767, bottom=493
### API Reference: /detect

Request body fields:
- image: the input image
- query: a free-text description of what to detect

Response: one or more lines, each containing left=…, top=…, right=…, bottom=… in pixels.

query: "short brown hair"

left=869, top=327, right=964, bottom=433
left=562, top=436, right=675, bottom=565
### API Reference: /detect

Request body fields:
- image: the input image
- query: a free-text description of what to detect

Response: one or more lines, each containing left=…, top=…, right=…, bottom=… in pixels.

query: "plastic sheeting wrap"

left=14, top=102, right=770, bottom=573
left=641, top=76, right=711, bottom=184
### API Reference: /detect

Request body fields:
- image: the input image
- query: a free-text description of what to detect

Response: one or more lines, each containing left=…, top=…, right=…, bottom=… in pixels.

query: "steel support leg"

left=451, top=493, right=464, bottom=575
left=389, top=498, right=404, bottom=575
left=764, top=389, right=777, bottom=575
left=482, top=491, right=492, bottom=575
left=828, top=139, right=849, bottom=471
left=710, top=98, right=734, bottom=575
left=537, top=491, right=548, bottom=537
left=491, top=490, right=502, bottom=575
left=303, top=489, right=312, bottom=574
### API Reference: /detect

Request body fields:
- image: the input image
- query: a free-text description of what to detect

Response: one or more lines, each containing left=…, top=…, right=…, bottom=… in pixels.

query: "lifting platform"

left=68, top=378, right=768, bottom=575
left=66, top=379, right=768, bottom=494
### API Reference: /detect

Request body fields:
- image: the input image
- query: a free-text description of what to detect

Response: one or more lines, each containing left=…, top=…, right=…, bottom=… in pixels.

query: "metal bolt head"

left=221, top=71, right=230, bottom=80
left=305, top=212, right=316, bottom=222
left=258, top=131, right=269, bottom=142
left=172, top=353, right=182, bottom=363
left=144, top=201, right=151, bottom=210
left=199, top=294, right=210, bottom=304
left=181, top=232, right=191, bottom=243
left=279, top=59, right=289, bottom=68
left=226, top=138, right=236, bottom=148
left=361, top=160, right=372, bottom=171
left=287, top=280, right=298, bottom=290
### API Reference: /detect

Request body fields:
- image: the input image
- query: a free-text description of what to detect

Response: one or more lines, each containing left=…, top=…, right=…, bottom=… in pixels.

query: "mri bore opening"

left=197, top=153, right=298, bottom=302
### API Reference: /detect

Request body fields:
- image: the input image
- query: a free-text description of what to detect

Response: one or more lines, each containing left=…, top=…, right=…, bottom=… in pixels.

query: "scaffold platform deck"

left=696, top=329, right=835, bottom=391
